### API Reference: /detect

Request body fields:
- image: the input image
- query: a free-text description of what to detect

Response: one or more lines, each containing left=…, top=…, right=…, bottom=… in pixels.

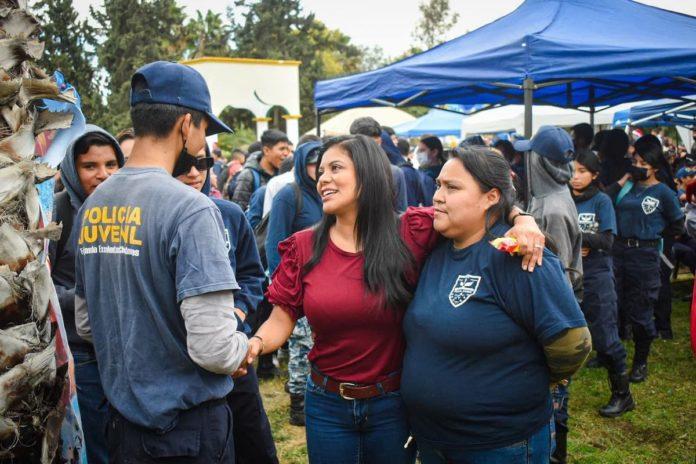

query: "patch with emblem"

left=449, top=274, right=481, bottom=308
left=578, top=213, right=596, bottom=233
left=641, top=196, right=660, bottom=215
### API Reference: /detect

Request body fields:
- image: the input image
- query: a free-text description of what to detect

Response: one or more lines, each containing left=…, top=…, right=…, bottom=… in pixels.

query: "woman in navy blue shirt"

left=401, top=146, right=591, bottom=464
left=570, top=150, right=633, bottom=418
left=607, top=135, right=684, bottom=383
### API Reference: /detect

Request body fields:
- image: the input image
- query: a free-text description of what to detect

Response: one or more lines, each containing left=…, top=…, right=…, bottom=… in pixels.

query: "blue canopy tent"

left=393, top=109, right=465, bottom=137
left=315, top=0, right=696, bottom=138
left=613, top=98, right=696, bottom=127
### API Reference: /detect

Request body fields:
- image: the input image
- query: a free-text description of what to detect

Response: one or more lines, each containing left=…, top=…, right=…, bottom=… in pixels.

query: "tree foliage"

left=91, top=0, right=189, bottom=131
left=184, top=10, right=233, bottom=59
left=34, top=0, right=105, bottom=122
left=412, top=0, right=459, bottom=50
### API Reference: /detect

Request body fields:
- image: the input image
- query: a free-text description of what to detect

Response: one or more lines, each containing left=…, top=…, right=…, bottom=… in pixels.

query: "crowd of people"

left=47, top=61, right=692, bottom=464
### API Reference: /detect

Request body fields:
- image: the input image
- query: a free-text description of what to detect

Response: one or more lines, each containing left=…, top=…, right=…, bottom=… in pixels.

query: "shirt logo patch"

left=641, top=196, right=660, bottom=215
left=449, top=274, right=481, bottom=308
left=578, top=213, right=597, bottom=233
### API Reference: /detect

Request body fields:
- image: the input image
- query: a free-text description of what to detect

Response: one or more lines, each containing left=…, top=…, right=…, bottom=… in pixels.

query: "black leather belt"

left=617, top=237, right=660, bottom=248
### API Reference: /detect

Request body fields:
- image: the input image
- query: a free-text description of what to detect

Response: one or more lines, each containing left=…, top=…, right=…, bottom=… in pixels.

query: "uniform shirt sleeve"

left=265, top=188, right=296, bottom=275
left=171, top=206, right=239, bottom=303
left=596, top=194, right=617, bottom=233
left=661, top=186, right=685, bottom=223
left=231, top=210, right=264, bottom=315
left=497, top=251, right=587, bottom=345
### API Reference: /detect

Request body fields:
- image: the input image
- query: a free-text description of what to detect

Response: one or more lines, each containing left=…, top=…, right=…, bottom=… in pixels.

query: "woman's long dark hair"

left=448, top=146, right=516, bottom=234
left=305, top=135, right=416, bottom=310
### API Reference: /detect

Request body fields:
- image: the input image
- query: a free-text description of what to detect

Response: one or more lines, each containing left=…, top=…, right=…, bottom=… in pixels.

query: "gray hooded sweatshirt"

left=49, top=125, right=126, bottom=350
left=527, top=151, right=583, bottom=300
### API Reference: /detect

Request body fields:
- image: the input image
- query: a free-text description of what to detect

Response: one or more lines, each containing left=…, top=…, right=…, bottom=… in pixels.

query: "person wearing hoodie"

left=514, top=126, right=583, bottom=464
left=265, top=141, right=323, bottom=426
left=177, top=145, right=279, bottom=464
left=349, top=117, right=408, bottom=212
left=570, top=150, right=634, bottom=418
left=232, top=130, right=290, bottom=210
left=49, top=125, right=125, bottom=464
left=382, top=131, right=424, bottom=207
left=416, top=135, right=447, bottom=206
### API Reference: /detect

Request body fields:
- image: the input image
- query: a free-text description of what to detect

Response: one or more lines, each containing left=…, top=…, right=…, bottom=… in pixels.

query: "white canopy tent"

left=460, top=104, right=637, bottom=137
left=305, top=107, right=415, bottom=137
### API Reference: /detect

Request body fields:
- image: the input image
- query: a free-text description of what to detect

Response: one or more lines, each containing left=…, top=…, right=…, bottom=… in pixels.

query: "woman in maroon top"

left=243, top=135, right=545, bottom=464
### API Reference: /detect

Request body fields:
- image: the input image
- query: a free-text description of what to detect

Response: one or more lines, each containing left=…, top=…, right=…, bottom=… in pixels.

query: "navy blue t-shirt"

left=401, top=223, right=586, bottom=451
left=576, top=191, right=616, bottom=236
left=613, top=182, right=683, bottom=240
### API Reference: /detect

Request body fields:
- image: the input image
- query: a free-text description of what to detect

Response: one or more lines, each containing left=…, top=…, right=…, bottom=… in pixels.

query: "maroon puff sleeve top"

left=266, top=207, right=438, bottom=384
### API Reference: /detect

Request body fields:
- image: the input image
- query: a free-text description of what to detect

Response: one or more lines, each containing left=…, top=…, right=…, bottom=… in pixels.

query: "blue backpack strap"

left=614, top=180, right=634, bottom=206
left=251, top=169, right=261, bottom=193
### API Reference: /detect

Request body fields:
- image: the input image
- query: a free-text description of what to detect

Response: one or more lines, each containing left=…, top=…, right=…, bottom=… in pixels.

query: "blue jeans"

left=73, top=348, right=109, bottom=464
left=304, top=375, right=416, bottom=464
left=418, top=422, right=553, bottom=464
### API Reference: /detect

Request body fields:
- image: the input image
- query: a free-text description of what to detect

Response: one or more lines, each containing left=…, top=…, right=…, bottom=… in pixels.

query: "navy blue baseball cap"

left=513, top=125, right=574, bottom=163
left=130, top=61, right=232, bottom=136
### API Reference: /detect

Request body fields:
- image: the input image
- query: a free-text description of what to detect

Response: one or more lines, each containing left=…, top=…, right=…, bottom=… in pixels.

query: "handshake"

left=232, top=335, right=265, bottom=378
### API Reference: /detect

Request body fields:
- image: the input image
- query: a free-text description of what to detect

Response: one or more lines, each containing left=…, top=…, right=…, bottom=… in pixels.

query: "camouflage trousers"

left=287, top=316, right=314, bottom=395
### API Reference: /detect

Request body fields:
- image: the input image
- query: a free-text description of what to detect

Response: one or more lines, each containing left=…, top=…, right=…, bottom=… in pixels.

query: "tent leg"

left=590, top=106, right=595, bottom=129
left=523, top=78, right=534, bottom=138
left=316, top=110, right=321, bottom=136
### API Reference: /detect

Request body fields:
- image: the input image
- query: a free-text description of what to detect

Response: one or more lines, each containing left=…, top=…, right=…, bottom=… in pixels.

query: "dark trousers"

left=73, top=348, right=109, bottom=464
left=107, top=399, right=234, bottom=464
left=581, top=255, right=627, bottom=373
left=673, top=237, right=696, bottom=274
left=226, top=365, right=278, bottom=464
left=613, top=242, right=660, bottom=362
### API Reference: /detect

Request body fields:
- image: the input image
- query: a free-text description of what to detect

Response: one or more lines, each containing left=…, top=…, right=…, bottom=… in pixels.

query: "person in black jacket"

left=50, top=125, right=125, bottom=464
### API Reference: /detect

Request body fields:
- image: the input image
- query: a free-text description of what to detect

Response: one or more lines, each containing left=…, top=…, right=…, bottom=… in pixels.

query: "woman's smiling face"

left=317, top=146, right=358, bottom=216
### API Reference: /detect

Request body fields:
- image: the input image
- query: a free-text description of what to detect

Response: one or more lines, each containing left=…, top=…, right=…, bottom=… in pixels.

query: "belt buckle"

left=338, top=382, right=357, bottom=400
left=627, top=238, right=639, bottom=248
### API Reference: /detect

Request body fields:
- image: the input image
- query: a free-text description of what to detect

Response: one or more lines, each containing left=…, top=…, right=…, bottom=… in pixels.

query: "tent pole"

left=523, top=77, right=534, bottom=138
left=316, top=110, right=321, bottom=136
left=589, top=85, right=596, bottom=129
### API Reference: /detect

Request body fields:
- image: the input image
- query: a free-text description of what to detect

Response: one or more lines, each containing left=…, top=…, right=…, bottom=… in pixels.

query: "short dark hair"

left=382, top=126, right=395, bottom=136
left=261, top=129, right=289, bottom=148
left=492, top=139, right=516, bottom=163
left=298, top=134, right=321, bottom=145
left=449, top=146, right=515, bottom=232
left=130, top=103, right=205, bottom=138
left=396, top=138, right=410, bottom=157
left=349, top=117, right=381, bottom=138
left=247, top=141, right=262, bottom=153
left=575, top=149, right=601, bottom=174
left=571, top=123, right=594, bottom=149
left=116, top=127, right=135, bottom=144
left=74, top=132, right=117, bottom=157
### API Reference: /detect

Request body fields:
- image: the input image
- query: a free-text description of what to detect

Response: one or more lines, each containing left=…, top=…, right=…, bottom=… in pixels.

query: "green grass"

left=259, top=281, right=696, bottom=463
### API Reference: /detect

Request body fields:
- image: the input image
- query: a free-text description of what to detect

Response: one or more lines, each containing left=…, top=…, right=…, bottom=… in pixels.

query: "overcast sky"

left=72, top=0, right=696, bottom=57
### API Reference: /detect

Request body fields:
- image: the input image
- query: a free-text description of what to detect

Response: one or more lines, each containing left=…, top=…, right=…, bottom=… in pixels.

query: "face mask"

left=628, top=165, right=649, bottom=182
left=416, top=150, right=429, bottom=166
left=172, top=126, right=200, bottom=177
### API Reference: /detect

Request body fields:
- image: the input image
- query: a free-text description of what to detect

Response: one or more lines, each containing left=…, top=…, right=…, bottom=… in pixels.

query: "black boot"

left=256, top=353, right=280, bottom=380
left=629, top=363, right=648, bottom=383
left=289, top=394, right=305, bottom=426
left=550, top=429, right=567, bottom=464
left=599, top=371, right=635, bottom=417
left=629, top=340, right=650, bottom=383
